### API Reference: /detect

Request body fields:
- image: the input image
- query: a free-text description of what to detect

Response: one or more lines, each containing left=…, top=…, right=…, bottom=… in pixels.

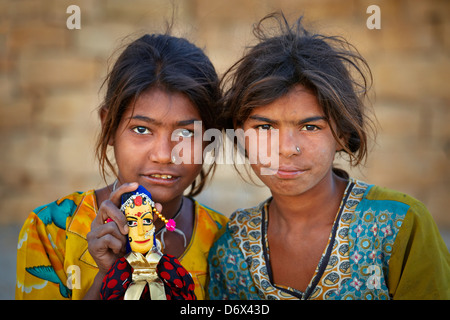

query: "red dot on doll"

left=134, top=196, right=142, bottom=206
left=107, top=279, right=117, bottom=289
left=177, top=267, right=186, bottom=276
left=120, top=271, right=130, bottom=282
left=172, top=289, right=180, bottom=296
left=163, top=261, right=174, bottom=270
left=110, top=293, right=120, bottom=299
left=160, top=271, right=171, bottom=280
left=117, top=260, right=127, bottom=270
left=174, top=279, right=183, bottom=288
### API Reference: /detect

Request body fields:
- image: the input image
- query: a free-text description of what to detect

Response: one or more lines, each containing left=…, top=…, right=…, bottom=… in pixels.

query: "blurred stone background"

left=1, top=0, right=449, bottom=299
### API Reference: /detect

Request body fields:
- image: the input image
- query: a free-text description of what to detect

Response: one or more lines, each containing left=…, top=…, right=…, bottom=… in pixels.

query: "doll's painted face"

left=124, top=195, right=155, bottom=254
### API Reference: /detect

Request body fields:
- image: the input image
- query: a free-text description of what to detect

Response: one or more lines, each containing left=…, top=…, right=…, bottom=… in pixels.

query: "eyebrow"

left=126, top=211, right=152, bottom=219
left=248, top=115, right=327, bottom=126
left=128, top=115, right=201, bottom=127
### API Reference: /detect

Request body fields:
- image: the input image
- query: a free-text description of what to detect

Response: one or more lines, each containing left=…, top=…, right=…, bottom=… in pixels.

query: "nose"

left=278, top=128, right=300, bottom=158
left=137, top=220, right=145, bottom=236
left=148, top=133, right=173, bottom=164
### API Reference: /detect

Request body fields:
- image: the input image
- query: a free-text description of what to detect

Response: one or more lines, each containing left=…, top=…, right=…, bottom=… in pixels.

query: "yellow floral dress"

left=16, top=190, right=228, bottom=300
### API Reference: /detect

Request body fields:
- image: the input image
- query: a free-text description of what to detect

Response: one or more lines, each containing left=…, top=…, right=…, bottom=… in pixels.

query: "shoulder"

left=194, top=200, right=229, bottom=229
left=29, top=190, right=97, bottom=231
left=364, top=184, right=425, bottom=209
left=361, top=184, right=429, bottom=221
left=348, top=181, right=435, bottom=252
left=363, top=186, right=450, bottom=299
left=211, top=198, right=269, bottom=256
left=355, top=182, right=438, bottom=245
left=366, top=184, right=441, bottom=234
left=207, top=200, right=267, bottom=257
left=227, top=198, right=269, bottom=235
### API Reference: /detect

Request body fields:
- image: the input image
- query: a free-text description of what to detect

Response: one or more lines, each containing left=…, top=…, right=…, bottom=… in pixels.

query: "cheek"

left=307, top=140, right=339, bottom=168
left=143, top=225, right=154, bottom=234
left=175, top=139, right=199, bottom=161
left=127, top=228, right=137, bottom=241
left=114, top=135, right=134, bottom=168
left=114, top=139, right=150, bottom=178
left=184, top=164, right=203, bottom=181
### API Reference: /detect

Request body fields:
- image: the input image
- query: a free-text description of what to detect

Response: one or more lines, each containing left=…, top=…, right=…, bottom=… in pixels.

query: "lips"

left=274, top=166, right=307, bottom=179
left=134, top=239, right=150, bottom=244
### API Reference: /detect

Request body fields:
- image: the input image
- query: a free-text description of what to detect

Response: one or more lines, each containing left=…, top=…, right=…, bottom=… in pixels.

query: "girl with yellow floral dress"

left=16, top=32, right=228, bottom=300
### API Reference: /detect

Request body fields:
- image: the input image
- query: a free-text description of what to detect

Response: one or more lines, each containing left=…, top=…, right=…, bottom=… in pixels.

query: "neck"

left=159, top=195, right=184, bottom=220
left=154, top=195, right=184, bottom=232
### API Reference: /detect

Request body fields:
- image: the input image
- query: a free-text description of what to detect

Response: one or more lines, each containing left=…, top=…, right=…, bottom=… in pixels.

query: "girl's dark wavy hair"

left=221, top=12, right=376, bottom=177
left=96, top=32, right=221, bottom=196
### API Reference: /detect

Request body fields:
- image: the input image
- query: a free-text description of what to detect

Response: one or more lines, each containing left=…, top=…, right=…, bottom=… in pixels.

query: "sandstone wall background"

left=1, top=0, right=449, bottom=231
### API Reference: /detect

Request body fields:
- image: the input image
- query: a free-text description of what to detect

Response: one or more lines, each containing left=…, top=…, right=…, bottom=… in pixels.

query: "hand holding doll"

left=100, top=186, right=196, bottom=300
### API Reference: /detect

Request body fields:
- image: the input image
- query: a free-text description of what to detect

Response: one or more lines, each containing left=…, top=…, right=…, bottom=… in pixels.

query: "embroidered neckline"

left=262, top=181, right=355, bottom=299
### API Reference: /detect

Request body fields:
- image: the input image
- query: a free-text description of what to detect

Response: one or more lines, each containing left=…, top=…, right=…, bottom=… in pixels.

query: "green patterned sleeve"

left=388, top=200, right=450, bottom=299
left=207, top=227, right=260, bottom=300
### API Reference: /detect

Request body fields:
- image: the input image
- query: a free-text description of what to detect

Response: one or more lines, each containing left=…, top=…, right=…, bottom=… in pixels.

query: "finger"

left=87, top=235, right=125, bottom=273
left=93, top=182, right=138, bottom=234
left=98, top=234, right=126, bottom=255
left=92, top=200, right=121, bottom=228
left=109, top=182, right=139, bottom=207
left=97, top=200, right=129, bottom=235
left=89, top=219, right=127, bottom=244
left=88, top=232, right=124, bottom=255
left=108, top=182, right=138, bottom=234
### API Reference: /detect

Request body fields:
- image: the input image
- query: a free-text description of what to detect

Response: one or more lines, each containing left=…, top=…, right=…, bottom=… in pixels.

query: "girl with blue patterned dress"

left=207, top=13, right=450, bottom=300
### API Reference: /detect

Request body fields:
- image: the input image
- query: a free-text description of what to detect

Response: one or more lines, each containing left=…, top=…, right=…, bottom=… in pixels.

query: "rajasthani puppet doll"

left=100, top=185, right=196, bottom=300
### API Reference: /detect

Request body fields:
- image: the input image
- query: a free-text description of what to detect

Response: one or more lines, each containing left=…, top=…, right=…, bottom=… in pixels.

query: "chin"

left=269, top=179, right=317, bottom=197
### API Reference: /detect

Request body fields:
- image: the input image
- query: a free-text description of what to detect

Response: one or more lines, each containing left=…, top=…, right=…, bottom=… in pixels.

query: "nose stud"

left=296, top=146, right=300, bottom=152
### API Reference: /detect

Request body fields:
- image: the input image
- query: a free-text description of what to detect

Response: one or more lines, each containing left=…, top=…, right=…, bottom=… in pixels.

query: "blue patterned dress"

left=207, top=179, right=450, bottom=300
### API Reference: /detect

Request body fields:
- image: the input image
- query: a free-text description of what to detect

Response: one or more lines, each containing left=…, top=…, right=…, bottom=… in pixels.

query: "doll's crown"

left=120, top=193, right=154, bottom=212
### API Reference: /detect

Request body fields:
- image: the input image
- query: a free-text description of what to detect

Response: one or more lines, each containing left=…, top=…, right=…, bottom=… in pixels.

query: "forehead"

left=125, top=88, right=201, bottom=123
left=125, top=203, right=153, bottom=217
left=247, top=85, right=323, bottom=120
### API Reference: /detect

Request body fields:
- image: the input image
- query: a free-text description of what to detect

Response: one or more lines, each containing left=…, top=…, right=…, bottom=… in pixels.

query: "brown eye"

left=301, top=124, right=319, bottom=131
left=133, top=126, right=150, bottom=134
left=256, top=124, right=274, bottom=130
